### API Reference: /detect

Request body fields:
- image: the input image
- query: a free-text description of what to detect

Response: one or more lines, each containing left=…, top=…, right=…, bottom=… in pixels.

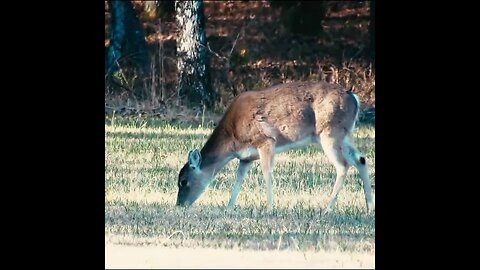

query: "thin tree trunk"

left=175, top=0, right=215, bottom=108
left=106, top=0, right=150, bottom=76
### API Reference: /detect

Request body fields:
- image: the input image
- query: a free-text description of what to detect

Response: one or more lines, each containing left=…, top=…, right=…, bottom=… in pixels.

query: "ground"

left=105, top=118, right=375, bottom=268
left=105, top=244, right=374, bottom=268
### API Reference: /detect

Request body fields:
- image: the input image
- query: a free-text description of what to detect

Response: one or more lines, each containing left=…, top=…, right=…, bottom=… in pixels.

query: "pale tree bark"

left=175, top=0, right=215, bottom=108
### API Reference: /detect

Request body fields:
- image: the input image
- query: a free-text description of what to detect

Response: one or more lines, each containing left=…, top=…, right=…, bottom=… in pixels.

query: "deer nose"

left=176, top=197, right=190, bottom=207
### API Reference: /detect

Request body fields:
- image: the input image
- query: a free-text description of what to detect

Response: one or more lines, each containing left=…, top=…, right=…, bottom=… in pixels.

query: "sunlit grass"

left=105, top=116, right=375, bottom=259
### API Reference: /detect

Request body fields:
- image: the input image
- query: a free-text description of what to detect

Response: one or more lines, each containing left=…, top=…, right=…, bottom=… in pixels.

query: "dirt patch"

left=105, top=244, right=375, bottom=269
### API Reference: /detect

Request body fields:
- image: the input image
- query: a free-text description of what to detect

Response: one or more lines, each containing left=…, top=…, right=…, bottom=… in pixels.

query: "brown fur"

left=201, top=81, right=356, bottom=164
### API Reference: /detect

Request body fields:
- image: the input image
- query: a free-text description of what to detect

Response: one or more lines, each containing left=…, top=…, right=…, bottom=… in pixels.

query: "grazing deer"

left=176, top=81, right=374, bottom=213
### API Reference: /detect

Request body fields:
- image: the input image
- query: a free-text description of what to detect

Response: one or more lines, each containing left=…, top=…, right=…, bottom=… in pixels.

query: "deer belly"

left=274, top=135, right=317, bottom=153
left=235, top=136, right=317, bottom=160
left=236, top=147, right=259, bottom=160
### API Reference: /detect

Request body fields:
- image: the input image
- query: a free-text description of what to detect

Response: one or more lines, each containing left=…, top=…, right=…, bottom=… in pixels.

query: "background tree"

left=270, top=1, right=328, bottom=36
left=106, top=0, right=150, bottom=78
left=104, top=1, right=375, bottom=117
left=175, top=0, right=216, bottom=109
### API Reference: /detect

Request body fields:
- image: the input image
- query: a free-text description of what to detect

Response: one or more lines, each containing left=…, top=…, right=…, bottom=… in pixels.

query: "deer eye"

left=179, top=179, right=188, bottom=188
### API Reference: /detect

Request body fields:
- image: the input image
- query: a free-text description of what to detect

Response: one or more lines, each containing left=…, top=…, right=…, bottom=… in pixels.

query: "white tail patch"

left=342, top=136, right=362, bottom=166
left=350, top=92, right=361, bottom=132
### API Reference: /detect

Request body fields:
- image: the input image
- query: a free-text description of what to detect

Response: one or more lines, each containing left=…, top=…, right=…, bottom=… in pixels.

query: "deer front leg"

left=258, top=140, right=275, bottom=210
left=228, top=160, right=253, bottom=209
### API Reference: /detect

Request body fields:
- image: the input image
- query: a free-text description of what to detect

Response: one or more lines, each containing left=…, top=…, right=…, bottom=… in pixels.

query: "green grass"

left=105, top=116, right=375, bottom=254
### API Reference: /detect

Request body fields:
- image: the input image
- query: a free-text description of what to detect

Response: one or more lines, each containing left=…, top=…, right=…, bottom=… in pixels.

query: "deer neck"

left=200, top=127, right=235, bottom=178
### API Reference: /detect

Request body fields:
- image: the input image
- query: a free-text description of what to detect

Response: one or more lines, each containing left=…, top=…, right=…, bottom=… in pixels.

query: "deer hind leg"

left=321, top=131, right=374, bottom=213
left=228, top=160, right=253, bottom=209
left=320, top=132, right=351, bottom=214
left=343, top=138, right=375, bottom=213
left=258, top=140, right=275, bottom=210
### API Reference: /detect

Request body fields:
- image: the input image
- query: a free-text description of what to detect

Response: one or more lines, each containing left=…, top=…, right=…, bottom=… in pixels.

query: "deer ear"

left=188, top=149, right=202, bottom=170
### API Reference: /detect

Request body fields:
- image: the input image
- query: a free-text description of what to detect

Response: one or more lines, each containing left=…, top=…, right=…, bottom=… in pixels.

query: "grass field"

left=105, top=116, right=375, bottom=268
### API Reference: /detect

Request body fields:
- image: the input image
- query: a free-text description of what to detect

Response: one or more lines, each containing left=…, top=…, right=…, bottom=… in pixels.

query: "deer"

left=176, top=81, right=374, bottom=213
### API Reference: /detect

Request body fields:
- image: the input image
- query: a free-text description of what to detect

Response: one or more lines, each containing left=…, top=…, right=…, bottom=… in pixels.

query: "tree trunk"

left=175, top=0, right=215, bottom=109
left=106, top=0, right=149, bottom=76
